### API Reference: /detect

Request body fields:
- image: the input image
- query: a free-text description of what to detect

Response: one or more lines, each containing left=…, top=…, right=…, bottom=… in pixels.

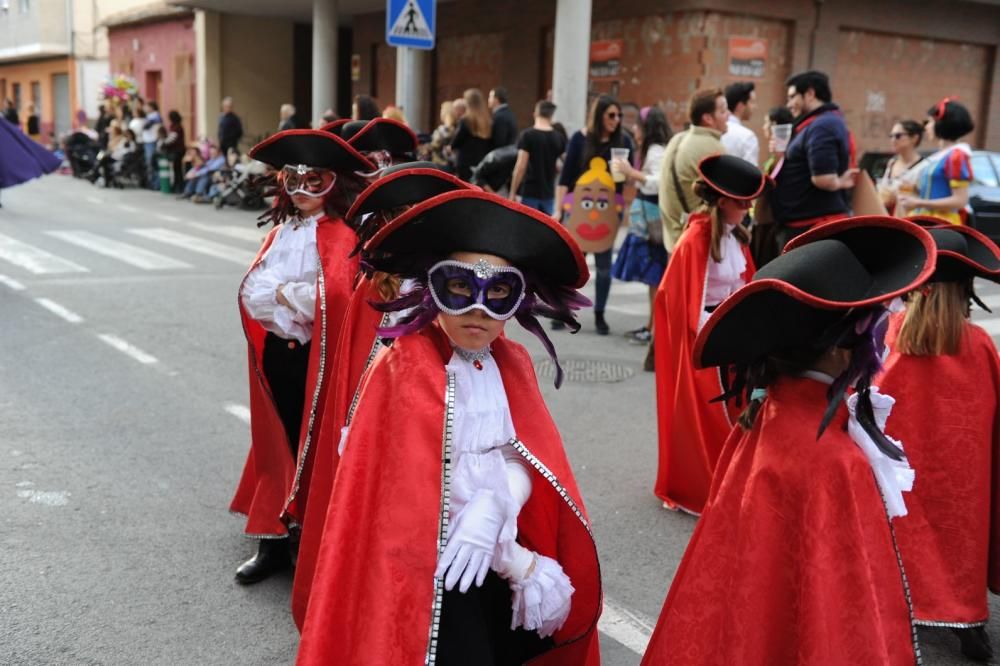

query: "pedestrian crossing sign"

left=386, top=0, right=436, bottom=50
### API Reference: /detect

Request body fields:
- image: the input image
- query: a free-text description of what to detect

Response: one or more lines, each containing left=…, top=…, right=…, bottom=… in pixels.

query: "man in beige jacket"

left=658, top=88, right=729, bottom=250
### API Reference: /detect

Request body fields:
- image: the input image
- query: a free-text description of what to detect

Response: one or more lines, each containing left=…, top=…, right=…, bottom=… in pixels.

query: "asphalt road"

left=1, top=175, right=998, bottom=665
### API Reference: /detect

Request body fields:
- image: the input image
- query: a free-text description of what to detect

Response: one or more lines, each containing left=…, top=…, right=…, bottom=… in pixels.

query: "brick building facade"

left=107, top=11, right=197, bottom=136
left=347, top=0, right=999, bottom=159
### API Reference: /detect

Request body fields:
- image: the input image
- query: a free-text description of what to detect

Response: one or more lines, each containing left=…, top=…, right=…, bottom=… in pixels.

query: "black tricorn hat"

left=695, top=216, right=936, bottom=369
left=346, top=118, right=418, bottom=157
left=696, top=153, right=770, bottom=200
left=249, top=129, right=374, bottom=172
left=320, top=119, right=350, bottom=136
left=345, top=162, right=473, bottom=224
left=905, top=216, right=1000, bottom=283
left=364, top=189, right=589, bottom=289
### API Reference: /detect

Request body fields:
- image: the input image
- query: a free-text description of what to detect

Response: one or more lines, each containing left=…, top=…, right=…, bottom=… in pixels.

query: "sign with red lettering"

left=590, top=40, right=624, bottom=81
left=728, top=37, right=767, bottom=78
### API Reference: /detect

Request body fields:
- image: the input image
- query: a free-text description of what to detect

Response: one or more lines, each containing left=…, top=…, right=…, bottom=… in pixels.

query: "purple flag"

left=0, top=115, right=61, bottom=188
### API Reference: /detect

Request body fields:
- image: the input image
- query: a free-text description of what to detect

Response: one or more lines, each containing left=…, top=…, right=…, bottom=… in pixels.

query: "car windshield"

left=972, top=154, right=999, bottom=188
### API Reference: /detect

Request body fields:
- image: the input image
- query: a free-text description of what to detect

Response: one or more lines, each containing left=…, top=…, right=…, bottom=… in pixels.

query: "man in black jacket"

left=488, top=86, right=518, bottom=148
left=217, top=96, right=243, bottom=156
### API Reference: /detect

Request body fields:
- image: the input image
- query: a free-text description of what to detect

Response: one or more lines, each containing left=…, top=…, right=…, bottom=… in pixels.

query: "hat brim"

left=928, top=225, right=1000, bottom=282
left=346, top=167, right=473, bottom=223
left=320, top=119, right=351, bottom=136
left=249, top=129, right=374, bottom=172
left=696, top=153, right=770, bottom=201
left=365, top=189, right=589, bottom=288
left=695, top=216, right=935, bottom=368
left=347, top=118, right=418, bottom=156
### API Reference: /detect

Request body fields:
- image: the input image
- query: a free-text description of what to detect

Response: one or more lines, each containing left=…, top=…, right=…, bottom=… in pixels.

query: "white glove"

left=435, top=489, right=506, bottom=593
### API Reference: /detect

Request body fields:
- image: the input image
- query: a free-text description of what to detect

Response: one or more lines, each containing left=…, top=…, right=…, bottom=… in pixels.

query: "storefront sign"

left=728, top=37, right=767, bottom=78
left=590, top=40, right=624, bottom=81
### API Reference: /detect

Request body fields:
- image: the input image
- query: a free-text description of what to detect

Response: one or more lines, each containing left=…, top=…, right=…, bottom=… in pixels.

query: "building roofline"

left=101, top=2, right=193, bottom=29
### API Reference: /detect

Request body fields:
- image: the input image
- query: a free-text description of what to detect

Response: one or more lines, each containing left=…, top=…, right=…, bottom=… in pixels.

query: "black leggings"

left=262, top=332, right=310, bottom=456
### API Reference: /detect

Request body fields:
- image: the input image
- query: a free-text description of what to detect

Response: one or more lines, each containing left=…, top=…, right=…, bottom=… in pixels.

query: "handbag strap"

left=671, top=160, right=691, bottom=215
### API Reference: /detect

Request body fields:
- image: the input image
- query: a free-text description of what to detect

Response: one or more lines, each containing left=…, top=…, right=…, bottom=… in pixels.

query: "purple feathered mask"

left=366, top=257, right=591, bottom=389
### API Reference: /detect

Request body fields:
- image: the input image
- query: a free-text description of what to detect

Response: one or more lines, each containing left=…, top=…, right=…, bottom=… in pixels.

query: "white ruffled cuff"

left=508, top=553, right=574, bottom=638
left=846, top=388, right=915, bottom=519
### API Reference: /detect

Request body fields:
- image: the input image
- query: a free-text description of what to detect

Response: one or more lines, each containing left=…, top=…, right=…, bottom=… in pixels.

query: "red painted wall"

left=108, top=15, right=197, bottom=137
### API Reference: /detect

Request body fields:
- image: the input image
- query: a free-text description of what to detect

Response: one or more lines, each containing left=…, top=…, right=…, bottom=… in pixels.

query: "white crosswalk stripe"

left=46, top=230, right=192, bottom=270
left=126, top=228, right=255, bottom=265
left=187, top=222, right=265, bottom=244
left=0, top=233, right=89, bottom=275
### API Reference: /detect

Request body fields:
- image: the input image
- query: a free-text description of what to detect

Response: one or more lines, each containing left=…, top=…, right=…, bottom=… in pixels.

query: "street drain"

left=534, top=358, right=635, bottom=384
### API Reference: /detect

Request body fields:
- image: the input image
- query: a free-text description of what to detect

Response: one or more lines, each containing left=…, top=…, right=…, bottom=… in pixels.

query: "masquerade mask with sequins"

left=428, top=259, right=526, bottom=321
left=282, top=165, right=336, bottom=198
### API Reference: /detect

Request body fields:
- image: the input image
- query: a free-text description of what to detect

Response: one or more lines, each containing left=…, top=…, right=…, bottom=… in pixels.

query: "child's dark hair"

left=927, top=98, right=974, bottom=141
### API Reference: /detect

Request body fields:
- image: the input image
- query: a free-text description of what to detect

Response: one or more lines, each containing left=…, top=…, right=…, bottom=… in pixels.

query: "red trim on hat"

left=248, top=129, right=375, bottom=171
left=345, top=167, right=473, bottom=222
left=904, top=215, right=949, bottom=229
left=931, top=224, right=1000, bottom=277
left=783, top=215, right=935, bottom=255
left=693, top=215, right=938, bottom=366
left=320, top=119, right=351, bottom=134
left=364, top=189, right=590, bottom=289
left=347, top=118, right=418, bottom=152
left=695, top=153, right=768, bottom=201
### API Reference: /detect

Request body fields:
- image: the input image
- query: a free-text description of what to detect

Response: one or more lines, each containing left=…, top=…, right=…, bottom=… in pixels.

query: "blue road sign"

left=386, top=0, right=436, bottom=50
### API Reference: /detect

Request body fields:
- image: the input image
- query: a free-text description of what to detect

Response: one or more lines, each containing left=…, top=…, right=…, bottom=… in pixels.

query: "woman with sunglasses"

left=298, top=189, right=601, bottom=665
left=897, top=98, right=975, bottom=225
left=653, top=154, right=763, bottom=515
left=229, top=129, right=374, bottom=585
left=878, top=119, right=925, bottom=215
left=555, top=94, right=635, bottom=335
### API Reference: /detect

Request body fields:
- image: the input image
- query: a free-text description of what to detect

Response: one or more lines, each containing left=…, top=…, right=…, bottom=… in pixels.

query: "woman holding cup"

left=556, top=94, right=635, bottom=335
left=878, top=120, right=925, bottom=215
left=610, top=106, right=673, bottom=351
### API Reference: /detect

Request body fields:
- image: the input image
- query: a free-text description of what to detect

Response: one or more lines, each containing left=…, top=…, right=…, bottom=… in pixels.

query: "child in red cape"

left=297, top=190, right=601, bottom=665
left=878, top=219, right=1000, bottom=661
left=229, top=130, right=374, bottom=583
left=286, top=162, right=473, bottom=629
left=653, top=153, right=765, bottom=514
left=643, top=216, right=937, bottom=665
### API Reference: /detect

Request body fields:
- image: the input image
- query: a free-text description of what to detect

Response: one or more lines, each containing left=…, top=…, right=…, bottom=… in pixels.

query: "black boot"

left=235, top=538, right=291, bottom=585
left=953, top=626, right=993, bottom=662
left=594, top=312, right=610, bottom=336
left=643, top=341, right=655, bottom=372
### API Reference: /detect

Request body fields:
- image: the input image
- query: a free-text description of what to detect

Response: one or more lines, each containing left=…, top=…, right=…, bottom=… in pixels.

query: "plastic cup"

left=772, top=124, right=793, bottom=152
left=610, top=148, right=630, bottom=183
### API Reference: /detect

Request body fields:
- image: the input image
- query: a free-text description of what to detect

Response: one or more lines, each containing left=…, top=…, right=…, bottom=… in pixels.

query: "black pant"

left=262, top=332, right=310, bottom=456
left=171, top=154, right=185, bottom=193
left=437, top=570, right=553, bottom=665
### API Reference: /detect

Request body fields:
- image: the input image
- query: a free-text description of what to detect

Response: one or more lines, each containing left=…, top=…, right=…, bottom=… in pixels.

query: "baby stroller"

left=470, top=144, right=517, bottom=195
left=109, top=150, right=147, bottom=189
left=214, top=159, right=268, bottom=210
left=65, top=131, right=100, bottom=179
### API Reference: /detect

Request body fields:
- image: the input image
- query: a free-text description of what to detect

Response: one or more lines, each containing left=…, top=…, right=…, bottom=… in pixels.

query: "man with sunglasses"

left=657, top=88, right=729, bottom=252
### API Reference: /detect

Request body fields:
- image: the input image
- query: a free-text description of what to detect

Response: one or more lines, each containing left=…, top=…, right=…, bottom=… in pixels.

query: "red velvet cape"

left=289, top=277, right=385, bottom=628
left=297, top=325, right=601, bottom=665
left=229, top=216, right=359, bottom=537
left=878, top=313, right=1000, bottom=625
left=653, top=212, right=754, bottom=513
left=642, top=376, right=918, bottom=665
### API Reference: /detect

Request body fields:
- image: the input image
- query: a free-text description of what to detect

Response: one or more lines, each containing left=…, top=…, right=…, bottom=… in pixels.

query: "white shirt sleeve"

left=640, top=144, right=667, bottom=195
left=280, top=281, right=317, bottom=324
left=241, top=266, right=281, bottom=321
